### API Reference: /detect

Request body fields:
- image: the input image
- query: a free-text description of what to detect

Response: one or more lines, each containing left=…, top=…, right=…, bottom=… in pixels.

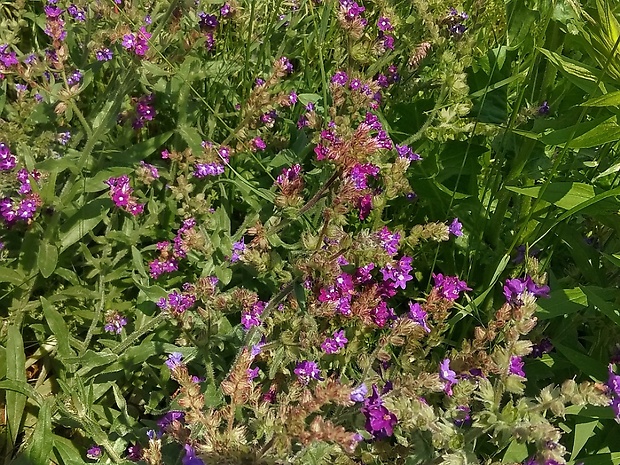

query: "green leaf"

left=53, top=434, right=88, bottom=465
left=37, top=240, right=58, bottom=278
left=570, top=420, right=598, bottom=461
left=26, top=397, right=55, bottom=465
left=581, top=89, right=620, bottom=106
left=5, top=325, right=27, bottom=449
left=503, top=440, right=529, bottom=463
left=0, top=380, right=44, bottom=406
left=41, top=297, right=74, bottom=359
left=59, top=198, right=110, bottom=252
left=112, top=131, right=173, bottom=166
left=537, top=287, right=588, bottom=319
left=178, top=124, right=204, bottom=155
left=506, top=182, right=596, bottom=210
left=535, top=116, right=620, bottom=148
left=539, top=48, right=604, bottom=93
left=0, top=266, right=27, bottom=285
left=553, top=342, right=607, bottom=380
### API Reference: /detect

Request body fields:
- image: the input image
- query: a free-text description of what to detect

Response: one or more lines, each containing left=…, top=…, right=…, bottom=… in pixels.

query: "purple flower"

left=408, top=302, right=431, bottom=333
left=103, top=312, right=127, bottom=334
left=439, top=358, right=458, bottom=395
left=321, top=329, right=348, bottom=354
left=530, top=338, right=553, bottom=358
left=377, top=16, right=392, bottom=31
left=57, top=132, right=71, bottom=145
left=67, top=70, right=82, bottom=86
left=432, top=273, right=471, bottom=300
left=331, top=71, right=349, bottom=86
left=221, top=4, right=232, bottom=16
left=157, top=411, right=185, bottom=431
left=0, top=143, right=17, bottom=171
left=449, top=218, right=463, bottom=237
left=350, top=383, right=368, bottom=402
left=198, top=12, right=219, bottom=29
left=377, top=226, right=400, bottom=255
left=294, top=360, right=322, bottom=384
left=95, top=48, right=113, bottom=61
left=182, top=445, right=205, bottom=465
left=86, top=446, right=102, bottom=460
left=371, top=301, right=396, bottom=327
left=230, top=238, right=246, bottom=262
left=361, top=385, right=397, bottom=439
left=247, top=366, right=260, bottom=381
left=126, top=444, right=142, bottom=462
left=350, top=163, right=380, bottom=189
left=509, top=355, right=526, bottom=378
left=251, top=136, right=266, bottom=151
left=538, top=101, right=550, bottom=115
left=503, top=275, right=550, bottom=303
left=165, top=352, right=183, bottom=370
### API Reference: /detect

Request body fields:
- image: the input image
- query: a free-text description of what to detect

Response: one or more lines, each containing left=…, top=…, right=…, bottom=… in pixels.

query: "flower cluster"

left=337, top=0, right=367, bottom=38
left=432, top=273, right=471, bottom=300
left=321, top=329, right=348, bottom=354
left=607, top=364, right=620, bottom=419
left=0, top=44, right=18, bottom=75
left=503, top=275, right=550, bottom=306
left=157, top=285, right=197, bottom=315
left=0, top=146, right=42, bottom=225
left=194, top=143, right=230, bottom=178
left=44, top=5, right=66, bottom=44
left=122, top=27, right=152, bottom=56
left=132, top=94, right=156, bottom=129
left=446, top=7, right=469, bottom=36
left=198, top=12, right=219, bottom=51
left=148, top=219, right=202, bottom=278
left=361, top=385, right=397, bottom=439
left=104, top=175, right=144, bottom=216
left=103, top=311, right=128, bottom=334
left=0, top=143, right=17, bottom=171
left=376, top=16, right=394, bottom=53
left=67, top=4, right=86, bottom=22
left=95, top=48, right=113, bottom=61
left=241, top=300, right=267, bottom=330
left=294, top=360, right=322, bottom=384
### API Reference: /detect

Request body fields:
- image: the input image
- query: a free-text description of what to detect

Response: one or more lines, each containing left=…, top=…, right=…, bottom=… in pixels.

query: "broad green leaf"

left=537, top=287, right=588, bottom=319
left=37, top=240, right=58, bottom=278
left=112, top=131, right=173, bottom=166
left=6, top=325, right=27, bottom=449
left=0, top=266, right=27, bottom=285
left=570, top=420, right=598, bottom=461
left=503, top=440, right=529, bottom=463
left=539, top=117, right=620, bottom=148
left=178, top=124, right=204, bottom=155
left=581, top=287, right=620, bottom=326
left=41, top=297, right=73, bottom=359
left=553, top=342, right=607, bottom=380
left=567, top=453, right=620, bottom=465
left=539, top=48, right=604, bottom=93
left=53, top=434, right=88, bottom=465
left=507, top=182, right=595, bottom=210
left=26, top=397, right=55, bottom=465
left=581, top=89, right=620, bottom=106
left=0, top=380, right=44, bottom=406
left=59, top=198, right=110, bottom=252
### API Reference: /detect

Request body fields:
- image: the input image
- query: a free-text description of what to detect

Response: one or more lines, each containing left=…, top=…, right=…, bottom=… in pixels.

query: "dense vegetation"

left=1, top=0, right=620, bottom=464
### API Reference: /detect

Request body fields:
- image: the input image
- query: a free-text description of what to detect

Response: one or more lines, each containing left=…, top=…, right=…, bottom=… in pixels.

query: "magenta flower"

left=449, top=218, right=463, bottom=237
left=294, top=360, right=322, bottom=384
left=408, top=302, right=431, bottom=333
left=361, top=385, right=397, bottom=439
left=377, top=16, right=393, bottom=31
left=509, top=355, right=526, bottom=378
left=86, top=445, right=102, bottom=460
left=432, top=273, right=471, bottom=300
left=251, top=136, right=266, bottom=151
left=0, top=143, right=17, bottom=171
left=331, top=71, right=349, bottom=86
left=439, top=358, right=458, bottom=395
left=377, top=226, right=401, bottom=255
